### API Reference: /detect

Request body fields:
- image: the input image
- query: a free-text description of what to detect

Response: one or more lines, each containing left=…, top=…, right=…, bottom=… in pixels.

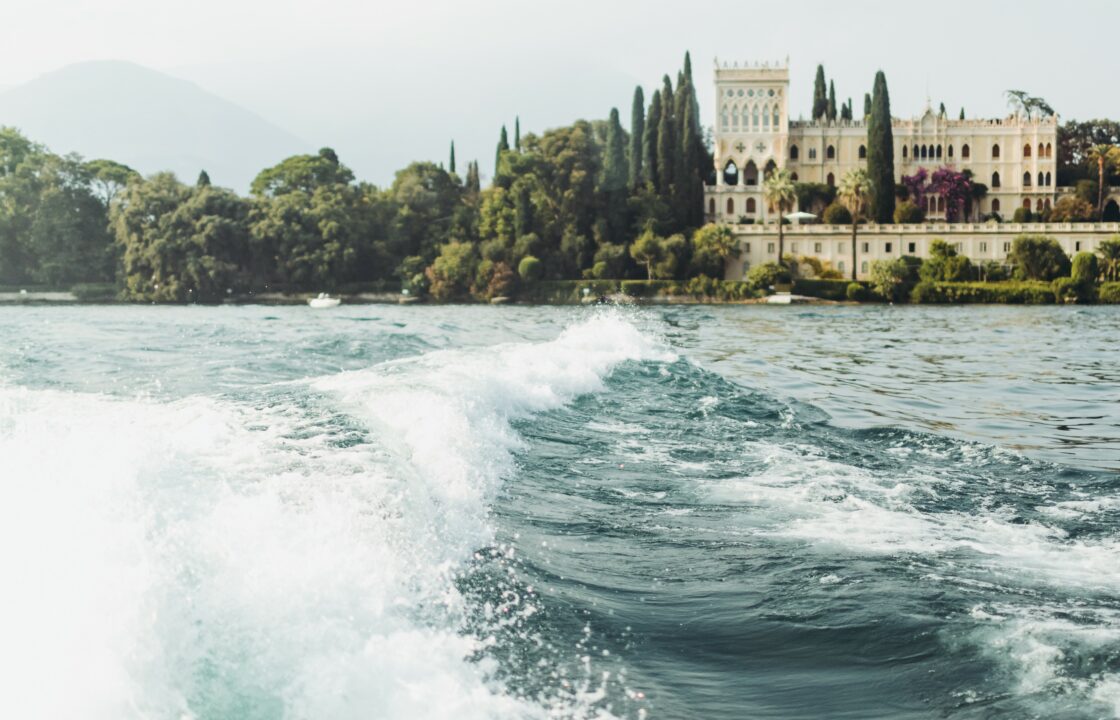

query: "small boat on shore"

left=309, top=293, right=341, bottom=308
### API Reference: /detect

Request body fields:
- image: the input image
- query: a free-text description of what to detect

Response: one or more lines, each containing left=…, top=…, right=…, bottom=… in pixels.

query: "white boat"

left=308, top=293, right=341, bottom=308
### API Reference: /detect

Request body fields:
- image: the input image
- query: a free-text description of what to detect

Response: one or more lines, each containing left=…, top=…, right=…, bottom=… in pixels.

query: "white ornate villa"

left=707, top=60, right=1120, bottom=279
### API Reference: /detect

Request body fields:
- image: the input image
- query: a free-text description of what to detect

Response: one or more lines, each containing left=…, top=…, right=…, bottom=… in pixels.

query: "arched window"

left=991, top=199, right=1000, bottom=213
left=826, top=145, right=835, bottom=160
left=991, top=171, right=1001, bottom=188
left=808, top=148, right=817, bottom=160
left=902, top=145, right=908, bottom=159
left=826, top=172, right=835, bottom=187
left=772, top=107, right=779, bottom=128
left=1037, top=172, right=1044, bottom=187
left=1036, top=199, right=1044, bottom=212
left=937, top=196, right=945, bottom=212
left=723, top=160, right=739, bottom=186
left=858, top=145, right=867, bottom=159
left=1045, top=198, right=1051, bottom=210
left=1023, top=172, right=1031, bottom=187
left=936, top=144, right=942, bottom=158
left=746, top=198, right=757, bottom=213
left=762, top=104, right=770, bottom=129
left=962, top=144, right=971, bottom=159
left=1038, top=143, right=1044, bottom=157
left=708, top=198, right=715, bottom=215
left=927, top=196, right=936, bottom=213
left=763, top=159, right=777, bottom=178
left=790, top=172, right=799, bottom=181
left=1045, top=142, right=1052, bottom=158
left=1023, top=144, right=1032, bottom=158
left=739, top=106, right=748, bottom=128
left=1022, top=199, right=1031, bottom=209
left=1045, top=171, right=1051, bottom=186
left=731, top=105, right=739, bottom=128
left=913, top=144, right=919, bottom=158
left=790, top=144, right=799, bottom=160
left=948, top=145, right=954, bottom=158
left=726, top=198, right=734, bottom=215
left=921, top=145, right=928, bottom=159
left=721, top=106, right=729, bottom=129
left=744, top=161, right=759, bottom=186
left=992, top=144, right=1000, bottom=159
left=752, top=105, right=760, bottom=129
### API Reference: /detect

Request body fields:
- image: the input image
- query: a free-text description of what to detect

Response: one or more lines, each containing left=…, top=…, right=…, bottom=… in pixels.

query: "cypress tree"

left=514, top=181, right=533, bottom=238
left=812, top=65, right=827, bottom=121
left=495, top=125, right=509, bottom=178
left=657, top=75, right=676, bottom=196
left=959, top=107, right=965, bottom=120
left=449, top=141, right=456, bottom=174
left=863, top=93, right=872, bottom=118
left=939, top=102, right=946, bottom=118
left=827, top=80, right=837, bottom=121
left=680, top=81, right=704, bottom=227
left=514, top=117, right=521, bottom=152
left=867, top=70, right=896, bottom=223
left=629, top=86, right=645, bottom=188
left=603, top=108, right=628, bottom=242
left=196, top=170, right=211, bottom=187
left=465, top=161, right=480, bottom=195
left=643, top=90, right=661, bottom=191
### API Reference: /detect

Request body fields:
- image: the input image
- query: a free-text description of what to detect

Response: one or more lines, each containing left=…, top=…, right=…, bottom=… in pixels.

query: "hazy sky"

left=3, top=0, right=1118, bottom=184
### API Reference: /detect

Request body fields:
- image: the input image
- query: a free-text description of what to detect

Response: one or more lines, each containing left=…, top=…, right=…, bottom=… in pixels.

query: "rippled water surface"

left=1, top=304, right=1118, bottom=719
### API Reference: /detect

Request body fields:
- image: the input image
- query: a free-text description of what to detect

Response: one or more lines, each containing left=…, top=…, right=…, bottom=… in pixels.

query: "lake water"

left=1, top=304, right=1118, bottom=719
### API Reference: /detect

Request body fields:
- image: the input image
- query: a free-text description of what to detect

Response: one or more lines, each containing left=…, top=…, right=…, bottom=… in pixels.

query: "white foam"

left=0, top=312, right=671, bottom=719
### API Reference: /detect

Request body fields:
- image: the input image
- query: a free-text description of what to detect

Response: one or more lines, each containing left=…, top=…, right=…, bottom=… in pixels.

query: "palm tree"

left=762, top=168, right=796, bottom=267
left=838, top=169, right=873, bottom=280
left=1098, top=237, right=1120, bottom=282
left=1087, top=144, right=1119, bottom=219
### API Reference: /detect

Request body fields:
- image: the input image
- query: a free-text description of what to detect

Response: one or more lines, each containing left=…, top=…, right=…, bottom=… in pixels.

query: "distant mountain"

left=0, top=61, right=309, bottom=192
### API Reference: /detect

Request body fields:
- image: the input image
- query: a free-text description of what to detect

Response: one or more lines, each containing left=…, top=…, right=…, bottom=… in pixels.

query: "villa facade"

left=706, top=60, right=1059, bottom=224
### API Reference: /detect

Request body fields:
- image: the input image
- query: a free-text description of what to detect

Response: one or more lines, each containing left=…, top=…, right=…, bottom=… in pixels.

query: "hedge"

left=793, top=278, right=858, bottom=301
left=910, top=281, right=1055, bottom=304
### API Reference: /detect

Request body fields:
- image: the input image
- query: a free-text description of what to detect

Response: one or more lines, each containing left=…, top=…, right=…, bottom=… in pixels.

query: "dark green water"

left=1, top=305, right=1117, bottom=719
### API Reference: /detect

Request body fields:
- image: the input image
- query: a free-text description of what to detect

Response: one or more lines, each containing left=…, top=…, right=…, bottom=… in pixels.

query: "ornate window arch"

left=1023, top=144, right=1032, bottom=158
left=1038, top=143, right=1044, bottom=157
left=731, top=104, right=740, bottom=128
left=991, top=171, right=1001, bottom=187
left=992, top=143, right=1001, bottom=159
left=921, top=145, right=928, bottom=159
left=752, top=105, right=760, bottom=129
left=772, top=106, right=779, bottom=128
left=726, top=198, right=735, bottom=215
left=1045, top=171, right=1051, bottom=186
left=826, top=172, right=835, bottom=187
left=1045, top=142, right=1052, bottom=158
left=746, top=198, right=757, bottom=213
left=936, top=144, right=942, bottom=158
left=789, top=144, right=799, bottom=160
left=826, top=145, right=836, bottom=160
left=962, top=144, right=971, bottom=159
left=762, top=104, right=770, bottom=129
left=948, top=145, right=954, bottom=158
left=992, top=198, right=1001, bottom=213
left=859, top=145, right=867, bottom=159
left=1037, top=172, right=1043, bottom=187
left=721, top=105, right=729, bottom=129
left=1023, top=172, right=1031, bottom=187
left=902, top=145, right=908, bottom=159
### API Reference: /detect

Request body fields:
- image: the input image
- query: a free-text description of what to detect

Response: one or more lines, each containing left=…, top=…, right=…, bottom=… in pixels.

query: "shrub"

left=823, top=202, right=853, bottom=225
left=517, top=255, right=543, bottom=283
left=1071, top=251, right=1099, bottom=284
left=1009, top=235, right=1070, bottom=280
left=70, top=283, right=118, bottom=302
left=1051, top=277, right=1079, bottom=303
left=920, top=239, right=972, bottom=282
left=1012, top=207, right=1033, bottom=223
left=869, top=258, right=915, bottom=302
left=1099, top=282, right=1120, bottom=303
left=745, top=262, right=791, bottom=291
left=893, top=201, right=925, bottom=224
left=846, top=282, right=868, bottom=301
left=620, top=280, right=675, bottom=297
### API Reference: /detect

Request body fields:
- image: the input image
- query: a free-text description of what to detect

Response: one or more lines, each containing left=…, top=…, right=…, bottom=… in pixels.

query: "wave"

left=0, top=311, right=672, bottom=719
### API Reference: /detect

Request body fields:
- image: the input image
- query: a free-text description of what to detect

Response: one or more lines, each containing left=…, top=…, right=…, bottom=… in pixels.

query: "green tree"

left=602, top=107, right=629, bottom=244
left=656, top=75, right=676, bottom=195
left=449, top=141, right=456, bottom=174
left=514, top=117, right=521, bottom=152
left=762, top=168, right=796, bottom=268
left=959, top=107, right=965, bottom=120
left=425, top=241, right=479, bottom=300
left=1049, top=195, right=1095, bottom=222
left=1071, top=251, right=1099, bottom=285
left=85, top=158, right=138, bottom=205
left=838, top=168, right=872, bottom=280
left=517, top=254, right=542, bottom=282
left=919, top=239, right=972, bottom=282
left=1097, top=237, right=1120, bottom=281
left=629, top=227, right=665, bottom=280
left=643, top=90, right=662, bottom=194
left=495, top=125, right=510, bottom=180
left=629, top=86, right=645, bottom=188
left=690, top=223, right=739, bottom=277
left=196, top=170, right=211, bottom=187
left=827, top=80, right=837, bottom=121
left=251, top=148, right=354, bottom=196
left=867, top=70, right=896, bottom=223
left=1009, top=235, right=1071, bottom=280
left=1086, top=144, right=1119, bottom=218
left=863, top=93, right=872, bottom=119
left=813, top=65, right=828, bottom=121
